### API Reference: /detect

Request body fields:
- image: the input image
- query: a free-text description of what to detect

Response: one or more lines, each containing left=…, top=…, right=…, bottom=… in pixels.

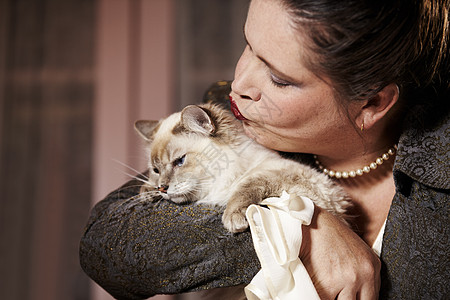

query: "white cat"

left=135, top=103, right=349, bottom=232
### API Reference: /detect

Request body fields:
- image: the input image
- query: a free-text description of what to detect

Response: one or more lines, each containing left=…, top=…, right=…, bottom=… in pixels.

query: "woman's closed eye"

left=270, top=73, right=292, bottom=88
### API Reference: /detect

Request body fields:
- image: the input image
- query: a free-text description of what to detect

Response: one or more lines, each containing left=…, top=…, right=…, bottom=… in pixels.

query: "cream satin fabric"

left=244, top=191, right=320, bottom=300
left=372, top=220, right=386, bottom=257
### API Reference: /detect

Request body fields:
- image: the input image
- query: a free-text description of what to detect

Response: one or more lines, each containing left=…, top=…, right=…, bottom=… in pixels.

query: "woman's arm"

left=79, top=176, right=260, bottom=299
left=80, top=176, right=380, bottom=299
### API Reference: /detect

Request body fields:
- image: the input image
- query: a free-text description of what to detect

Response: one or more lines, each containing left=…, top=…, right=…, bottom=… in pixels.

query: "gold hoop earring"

left=360, top=121, right=364, bottom=132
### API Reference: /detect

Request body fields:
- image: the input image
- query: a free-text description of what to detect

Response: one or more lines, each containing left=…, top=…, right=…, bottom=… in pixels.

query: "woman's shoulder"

left=395, top=98, right=449, bottom=190
left=382, top=97, right=449, bottom=299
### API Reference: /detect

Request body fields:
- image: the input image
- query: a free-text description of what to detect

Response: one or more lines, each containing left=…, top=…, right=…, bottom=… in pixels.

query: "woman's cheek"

left=243, top=95, right=286, bottom=124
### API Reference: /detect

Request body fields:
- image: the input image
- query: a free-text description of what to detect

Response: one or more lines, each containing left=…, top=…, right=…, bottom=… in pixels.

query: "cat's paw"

left=222, top=207, right=249, bottom=233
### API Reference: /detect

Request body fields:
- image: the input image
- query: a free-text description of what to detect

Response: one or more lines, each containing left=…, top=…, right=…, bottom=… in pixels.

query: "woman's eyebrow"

left=242, top=24, right=298, bottom=83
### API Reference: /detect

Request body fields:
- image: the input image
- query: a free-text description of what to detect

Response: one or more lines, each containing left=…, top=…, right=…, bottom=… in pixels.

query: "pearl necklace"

left=313, top=145, right=397, bottom=179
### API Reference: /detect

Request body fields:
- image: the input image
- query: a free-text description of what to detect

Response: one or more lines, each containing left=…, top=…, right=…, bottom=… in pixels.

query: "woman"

left=80, top=0, right=449, bottom=299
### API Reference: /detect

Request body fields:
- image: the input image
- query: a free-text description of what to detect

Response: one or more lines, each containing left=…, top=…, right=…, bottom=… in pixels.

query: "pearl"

left=313, top=144, right=397, bottom=179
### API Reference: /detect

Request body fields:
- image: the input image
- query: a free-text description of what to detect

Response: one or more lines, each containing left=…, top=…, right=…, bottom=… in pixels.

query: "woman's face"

left=230, top=0, right=358, bottom=155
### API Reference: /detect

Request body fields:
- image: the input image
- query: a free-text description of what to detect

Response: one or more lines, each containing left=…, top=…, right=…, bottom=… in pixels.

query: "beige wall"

left=93, top=0, right=175, bottom=299
left=0, top=0, right=95, bottom=299
left=93, top=0, right=175, bottom=211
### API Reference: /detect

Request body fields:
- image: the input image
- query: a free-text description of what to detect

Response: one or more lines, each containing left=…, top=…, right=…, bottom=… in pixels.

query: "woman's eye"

left=173, top=154, right=186, bottom=167
left=153, top=168, right=159, bottom=174
left=270, top=74, right=291, bottom=88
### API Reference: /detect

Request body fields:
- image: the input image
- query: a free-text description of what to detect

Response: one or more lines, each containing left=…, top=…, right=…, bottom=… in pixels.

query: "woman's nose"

left=232, top=46, right=262, bottom=101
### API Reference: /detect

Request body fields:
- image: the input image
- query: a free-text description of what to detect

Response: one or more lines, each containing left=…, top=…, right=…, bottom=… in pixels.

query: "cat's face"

left=145, top=135, right=216, bottom=203
left=135, top=104, right=237, bottom=204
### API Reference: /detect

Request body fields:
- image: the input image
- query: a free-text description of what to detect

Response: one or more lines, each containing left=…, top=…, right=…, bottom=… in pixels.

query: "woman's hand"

left=300, top=206, right=381, bottom=300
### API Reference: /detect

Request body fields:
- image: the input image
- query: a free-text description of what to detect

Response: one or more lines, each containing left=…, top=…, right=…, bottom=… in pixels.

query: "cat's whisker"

left=107, top=197, right=138, bottom=214
left=183, top=188, right=197, bottom=197
left=112, top=159, right=150, bottom=182
left=122, top=172, right=149, bottom=185
left=140, top=191, right=160, bottom=200
left=112, top=159, right=148, bottom=177
left=116, top=183, right=146, bottom=191
left=111, top=191, right=159, bottom=214
left=188, top=178, right=211, bottom=188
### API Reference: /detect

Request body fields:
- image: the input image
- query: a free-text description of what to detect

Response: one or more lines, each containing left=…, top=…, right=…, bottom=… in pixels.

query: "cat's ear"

left=181, top=105, right=215, bottom=135
left=134, top=120, right=159, bottom=141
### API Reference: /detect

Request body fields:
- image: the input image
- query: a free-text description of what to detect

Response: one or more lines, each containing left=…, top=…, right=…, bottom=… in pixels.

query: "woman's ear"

left=355, top=83, right=399, bottom=130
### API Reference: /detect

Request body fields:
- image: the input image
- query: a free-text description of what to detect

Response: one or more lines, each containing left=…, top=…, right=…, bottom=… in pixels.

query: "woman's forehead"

left=245, top=0, right=319, bottom=84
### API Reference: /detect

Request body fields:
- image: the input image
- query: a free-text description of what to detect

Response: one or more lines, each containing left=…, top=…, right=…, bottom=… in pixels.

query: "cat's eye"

left=153, top=168, right=159, bottom=174
left=173, top=154, right=186, bottom=167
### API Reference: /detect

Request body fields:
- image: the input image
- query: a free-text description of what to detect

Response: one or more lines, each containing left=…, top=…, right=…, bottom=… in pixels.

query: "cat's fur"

left=135, top=103, right=350, bottom=232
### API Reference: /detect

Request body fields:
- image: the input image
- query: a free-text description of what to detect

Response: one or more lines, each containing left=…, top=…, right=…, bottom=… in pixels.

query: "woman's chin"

left=242, top=122, right=300, bottom=153
left=242, top=122, right=270, bottom=147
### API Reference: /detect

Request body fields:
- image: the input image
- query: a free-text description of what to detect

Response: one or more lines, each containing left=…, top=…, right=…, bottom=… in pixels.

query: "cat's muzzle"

left=158, top=185, right=169, bottom=193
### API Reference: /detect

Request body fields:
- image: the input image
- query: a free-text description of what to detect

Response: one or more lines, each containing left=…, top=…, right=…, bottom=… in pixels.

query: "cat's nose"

left=158, top=185, right=169, bottom=193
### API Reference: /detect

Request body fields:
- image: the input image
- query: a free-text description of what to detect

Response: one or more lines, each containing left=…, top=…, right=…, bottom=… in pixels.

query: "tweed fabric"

left=79, top=173, right=260, bottom=299
left=380, top=99, right=449, bottom=299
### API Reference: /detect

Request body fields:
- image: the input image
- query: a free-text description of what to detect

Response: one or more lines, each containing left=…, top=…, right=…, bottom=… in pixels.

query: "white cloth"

left=371, top=219, right=386, bottom=257
left=244, top=191, right=320, bottom=300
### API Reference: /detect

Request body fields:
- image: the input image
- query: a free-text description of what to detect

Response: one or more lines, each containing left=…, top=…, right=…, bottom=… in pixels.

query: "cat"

left=134, top=103, right=350, bottom=233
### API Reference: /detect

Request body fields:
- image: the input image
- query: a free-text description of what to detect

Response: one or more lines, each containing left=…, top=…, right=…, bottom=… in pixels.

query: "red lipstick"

left=229, top=95, right=248, bottom=121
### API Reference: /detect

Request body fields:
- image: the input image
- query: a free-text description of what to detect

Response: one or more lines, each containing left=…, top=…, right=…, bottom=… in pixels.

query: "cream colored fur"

left=135, top=103, right=349, bottom=232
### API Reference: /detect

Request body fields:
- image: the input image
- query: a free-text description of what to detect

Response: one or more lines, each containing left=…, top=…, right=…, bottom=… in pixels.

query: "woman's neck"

left=315, top=101, right=403, bottom=176
left=314, top=109, right=402, bottom=245
left=337, top=161, right=396, bottom=246
left=315, top=142, right=396, bottom=177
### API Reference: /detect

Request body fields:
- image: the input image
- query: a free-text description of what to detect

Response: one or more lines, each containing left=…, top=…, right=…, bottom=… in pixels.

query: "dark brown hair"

left=281, top=0, right=449, bottom=103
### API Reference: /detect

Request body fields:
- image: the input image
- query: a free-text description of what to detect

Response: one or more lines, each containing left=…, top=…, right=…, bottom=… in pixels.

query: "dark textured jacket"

left=80, top=81, right=449, bottom=299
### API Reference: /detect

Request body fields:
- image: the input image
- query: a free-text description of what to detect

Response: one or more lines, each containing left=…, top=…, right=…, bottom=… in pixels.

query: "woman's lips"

left=229, top=95, right=248, bottom=121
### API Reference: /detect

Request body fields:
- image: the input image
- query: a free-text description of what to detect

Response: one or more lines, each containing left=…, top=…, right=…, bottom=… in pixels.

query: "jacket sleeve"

left=79, top=82, right=259, bottom=300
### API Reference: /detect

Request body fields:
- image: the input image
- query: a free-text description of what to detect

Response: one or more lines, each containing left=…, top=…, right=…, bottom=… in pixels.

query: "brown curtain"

left=175, top=0, right=249, bottom=109
left=0, top=0, right=95, bottom=299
